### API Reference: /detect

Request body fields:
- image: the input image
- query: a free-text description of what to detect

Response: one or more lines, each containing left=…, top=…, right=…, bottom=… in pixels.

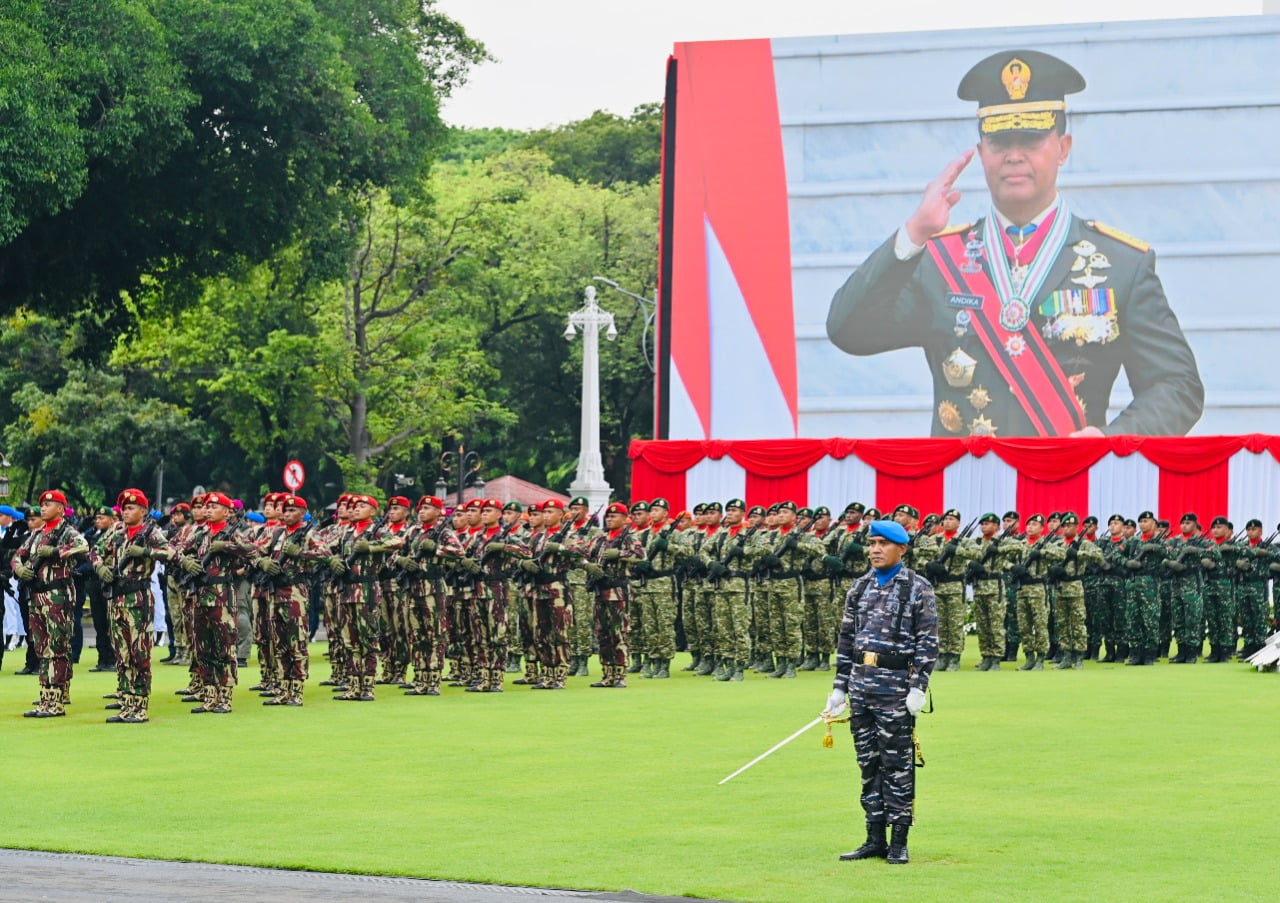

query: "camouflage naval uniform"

left=12, top=505, right=89, bottom=717
left=90, top=510, right=177, bottom=721
left=1046, top=528, right=1104, bottom=668
left=700, top=520, right=755, bottom=681
left=1010, top=527, right=1066, bottom=669
left=833, top=565, right=937, bottom=831
left=748, top=518, right=826, bottom=678
left=965, top=527, right=1022, bottom=670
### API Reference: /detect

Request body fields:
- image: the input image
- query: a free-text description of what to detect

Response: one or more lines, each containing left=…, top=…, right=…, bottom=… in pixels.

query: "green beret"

left=569, top=496, right=589, bottom=507
left=979, top=513, right=999, bottom=524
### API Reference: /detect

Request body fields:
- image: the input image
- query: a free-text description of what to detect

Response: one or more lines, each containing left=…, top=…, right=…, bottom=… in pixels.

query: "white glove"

left=824, top=689, right=846, bottom=715
left=905, top=687, right=926, bottom=717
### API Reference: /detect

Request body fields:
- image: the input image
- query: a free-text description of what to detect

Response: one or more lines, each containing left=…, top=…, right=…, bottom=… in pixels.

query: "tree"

left=520, top=103, right=663, bottom=187
left=0, top=0, right=487, bottom=346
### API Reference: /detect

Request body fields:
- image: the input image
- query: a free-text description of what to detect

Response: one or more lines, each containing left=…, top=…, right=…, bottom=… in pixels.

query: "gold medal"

left=938, top=401, right=964, bottom=433
left=967, top=385, right=991, bottom=411
left=942, top=348, right=977, bottom=388
left=969, top=414, right=998, bottom=436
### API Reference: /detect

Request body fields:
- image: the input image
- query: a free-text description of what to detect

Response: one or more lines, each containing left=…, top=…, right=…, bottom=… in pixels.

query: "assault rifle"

left=965, top=523, right=1018, bottom=582
left=925, top=516, right=979, bottom=581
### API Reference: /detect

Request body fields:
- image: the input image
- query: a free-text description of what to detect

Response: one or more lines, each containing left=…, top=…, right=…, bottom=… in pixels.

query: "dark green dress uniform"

left=825, top=50, right=1203, bottom=438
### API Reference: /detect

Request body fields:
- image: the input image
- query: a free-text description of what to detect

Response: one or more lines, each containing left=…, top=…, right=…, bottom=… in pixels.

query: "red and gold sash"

left=928, top=231, right=1086, bottom=437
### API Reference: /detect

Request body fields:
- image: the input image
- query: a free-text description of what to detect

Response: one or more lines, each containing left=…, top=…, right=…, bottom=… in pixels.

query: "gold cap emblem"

left=938, top=401, right=964, bottom=433
left=1002, top=58, right=1031, bottom=100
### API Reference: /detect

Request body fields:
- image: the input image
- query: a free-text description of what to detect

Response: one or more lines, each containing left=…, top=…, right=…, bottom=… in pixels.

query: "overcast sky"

left=435, top=0, right=1264, bottom=130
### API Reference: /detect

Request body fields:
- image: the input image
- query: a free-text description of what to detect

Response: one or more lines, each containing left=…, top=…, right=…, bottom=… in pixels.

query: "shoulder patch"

left=931, top=222, right=972, bottom=238
left=1086, top=221, right=1150, bottom=253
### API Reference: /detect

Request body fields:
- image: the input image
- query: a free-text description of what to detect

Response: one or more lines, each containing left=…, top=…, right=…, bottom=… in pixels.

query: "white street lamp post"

left=564, top=285, right=617, bottom=513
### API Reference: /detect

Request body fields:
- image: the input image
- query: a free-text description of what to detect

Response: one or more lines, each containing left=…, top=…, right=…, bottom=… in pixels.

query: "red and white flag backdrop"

left=629, top=435, right=1280, bottom=529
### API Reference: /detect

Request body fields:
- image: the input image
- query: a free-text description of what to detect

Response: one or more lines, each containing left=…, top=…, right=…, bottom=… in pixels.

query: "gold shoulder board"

left=1087, top=221, right=1150, bottom=253
left=931, top=222, right=972, bottom=238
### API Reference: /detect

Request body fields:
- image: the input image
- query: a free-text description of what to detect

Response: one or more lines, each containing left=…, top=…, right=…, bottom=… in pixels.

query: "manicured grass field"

left=1, top=642, right=1276, bottom=902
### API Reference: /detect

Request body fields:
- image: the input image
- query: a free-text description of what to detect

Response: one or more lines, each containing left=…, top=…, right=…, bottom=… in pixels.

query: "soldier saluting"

left=827, top=49, right=1202, bottom=437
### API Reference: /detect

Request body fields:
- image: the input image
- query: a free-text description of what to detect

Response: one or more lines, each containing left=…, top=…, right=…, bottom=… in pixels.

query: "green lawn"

left=1, top=642, right=1276, bottom=903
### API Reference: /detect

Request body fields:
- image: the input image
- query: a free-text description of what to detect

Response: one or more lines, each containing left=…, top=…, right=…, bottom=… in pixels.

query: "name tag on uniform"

left=947, top=292, right=983, bottom=309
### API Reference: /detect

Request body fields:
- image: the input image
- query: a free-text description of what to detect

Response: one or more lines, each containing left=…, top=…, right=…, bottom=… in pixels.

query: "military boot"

left=1086, top=643, right=1100, bottom=661
left=755, top=653, right=774, bottom=674
left=779, top=658, right=797, bottom=678
left=886, top=824, right=910, bottom=865
left=626, top=653, right=643, bottom=674
left=944, top=653, right=959, bottom=672
left=641, top=657, right=655, bottom=678
left=1017, top=652, right=1037, bottom=671
left=974, top=656, right=992, bottom=671
left=1071, top=650, right=1084, bottom=670
left=839, top=820, right=888, bottom=861
left=729, top=661, right=744, bottom=681
left=1140, top=647, right=1157, bottom=666
left=715, top=659, right=734, bottom=681
left=768, top=656, right=789, bottom=678
left=590, top=665, right=615, bottom=688
left=1101, top=643, right=1118, bottom=663
left=126, top=694, right=151, bottom=722
left=697, top=655, right=717, bottom=676
left=1124, top=647, right=1142, bottom=665
left=106, top=694, right=134, bottom=723
left=514, top=662, right=540, bottom=685
left=1182, top=645, right=1199, bottom=664
left=682, top=653, right=701, bottom=672
left=654, top=658, right=670, bottom=679
left=1030, top=653, right=1044, bottom=671
left=816, top=654, right=831, bottom=671
left=506, top=654, right=523, bottom=674
left=798, top=653, right=819, bottom=671
left=611, top=665, right=628, bottom=688
left=1003, top=640, right=1019, bottom=662
left=1054, top=650, right=1074, bottom=670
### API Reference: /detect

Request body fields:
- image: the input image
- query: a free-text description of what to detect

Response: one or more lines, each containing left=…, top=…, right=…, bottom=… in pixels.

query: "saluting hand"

left=904, top=149, right=974, bottom=246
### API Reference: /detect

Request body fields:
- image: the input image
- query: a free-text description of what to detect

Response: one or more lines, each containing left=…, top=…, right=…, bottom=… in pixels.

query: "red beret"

left=463, top=498, right=484, bottom=510
left=116, top=488, right=149, bottom=508
left=282, top=494, right=307, bottom=509
left=526, top=502, right=541, bottom=513
left=606, top=502, right=630, bottom=516
left=480, top=497, right=503, bottom=510
left=171, top=503, right=191, bottom=514
left=416, top=495, right=444, bottom=510
left=542, top=498, right=565, bottom=511
left=388, top=496, right=410, bottom=509
left=38, top=490, right=68, bottom=506
left=204, top=491, right=234, bottom=509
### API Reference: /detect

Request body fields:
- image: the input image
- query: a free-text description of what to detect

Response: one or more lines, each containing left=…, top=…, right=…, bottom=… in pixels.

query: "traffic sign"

left=283, top=460, right=306, bottom=491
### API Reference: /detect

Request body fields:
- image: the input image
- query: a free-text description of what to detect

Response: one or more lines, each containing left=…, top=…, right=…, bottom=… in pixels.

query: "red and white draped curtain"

left=629, top=436, right=1280, bottom=528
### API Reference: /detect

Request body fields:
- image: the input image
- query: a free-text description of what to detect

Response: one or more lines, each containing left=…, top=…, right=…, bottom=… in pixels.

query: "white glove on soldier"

left=905, top=687, right=926, bottom=717
left=825, top=689, right=846, bottom=714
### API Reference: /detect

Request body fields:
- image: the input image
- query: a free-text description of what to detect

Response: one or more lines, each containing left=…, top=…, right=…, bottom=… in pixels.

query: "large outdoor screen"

left=657, top=14, right=1279, bottom=439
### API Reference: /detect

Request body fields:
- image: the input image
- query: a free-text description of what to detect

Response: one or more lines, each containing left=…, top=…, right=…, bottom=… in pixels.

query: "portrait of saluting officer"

left=826, top=49, right=1204, bottom=438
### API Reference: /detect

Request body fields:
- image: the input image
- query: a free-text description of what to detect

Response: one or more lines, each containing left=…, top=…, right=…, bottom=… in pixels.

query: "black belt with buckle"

left=853, top=649, right=911, bottom=670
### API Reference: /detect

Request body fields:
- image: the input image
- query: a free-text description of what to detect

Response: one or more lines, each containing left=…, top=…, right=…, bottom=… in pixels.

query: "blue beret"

left=245, top=511, right=266, bottom=523
left=868, top=519, right=910, bottom=545
left=0, top=505, right=18, bottom=518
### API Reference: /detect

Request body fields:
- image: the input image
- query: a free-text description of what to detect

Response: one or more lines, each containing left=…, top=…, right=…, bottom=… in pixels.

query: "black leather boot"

left=839, top=820, right=887, bottom=861
left=887, top=823, right=910, bottom=864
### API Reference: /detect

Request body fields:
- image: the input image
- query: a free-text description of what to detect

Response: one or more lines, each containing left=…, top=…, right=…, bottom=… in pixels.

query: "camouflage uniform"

left=1160, top=534, right=1215, bottom=662
left=965, top=531, right=1022, bottom=668
left=376, top=521, right=414, bottom=686
left=632, top=523, right=689, bottom=676
left=1200, top=537, right=1237, bottom=660
left=681, top=525, right=714, bottom=673
left=1120, top=532, right=1166, bottom=665
left=12, top=515, right=89, bottom=717
left=915, top=531, right=979, bottom=669
left=243, top=517, right=279, bottom=692
left=700, top=522, right=756, bottom=679
left=747, top=523, right=826, bottom=677
left=1234, top=537, right=1274, bottom=659
left=833, top=566, right=937, bottom=828
left=330, top=517, right=401, bottom=700
left=1010, top=533, right=1066, bottom=668
left=313, top=520, right=349, bottom=688
left=468, top=521, right=521, bottom=692
left=402, top=517, right=464, bottom=696
left=1089, top=533, right=1130, bottom=661
left=582, top=524, right=645, bottom=687
left=258, top=519, right=329, bottom=705
left=565, top=517, right=602, bottom=675
left=799, top=530, right=840, bottom=671
left=181, top=521, right=261, bottom=712
left=1046, top=534, right=1104, bottom=667
left=447, top=525, right=479, bottom=686
left=89, top=517, right=177, bottom=721
left=516, top=520, right=590, bottom=689
left=512, top=524, right=543, bottom=685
